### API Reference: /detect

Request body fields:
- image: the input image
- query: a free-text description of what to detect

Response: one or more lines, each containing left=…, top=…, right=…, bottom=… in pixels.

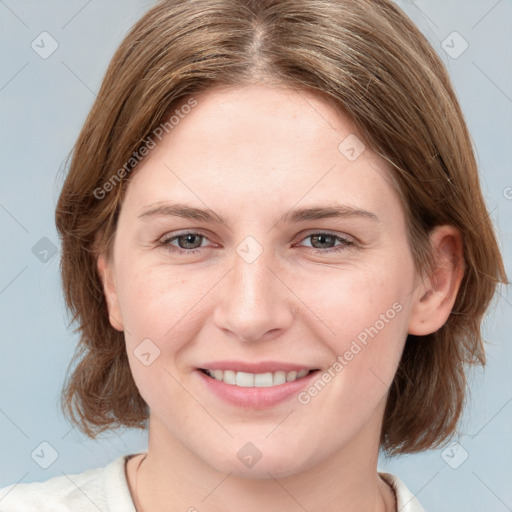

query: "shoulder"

left=379, top=471, right=426, bottom=512
left=0, top=455, right=137, bottom=512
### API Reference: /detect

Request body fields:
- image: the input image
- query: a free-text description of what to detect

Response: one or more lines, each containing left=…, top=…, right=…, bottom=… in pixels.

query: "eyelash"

left=159, top=230, right=355, bottom=256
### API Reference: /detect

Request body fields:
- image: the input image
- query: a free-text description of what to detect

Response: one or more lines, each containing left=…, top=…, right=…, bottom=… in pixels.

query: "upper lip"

left=199, top=361, right=318, bottom=373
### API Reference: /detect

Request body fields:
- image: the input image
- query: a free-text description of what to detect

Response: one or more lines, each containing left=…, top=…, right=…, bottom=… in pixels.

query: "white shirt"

left=0, top=455, right=426, bottom=511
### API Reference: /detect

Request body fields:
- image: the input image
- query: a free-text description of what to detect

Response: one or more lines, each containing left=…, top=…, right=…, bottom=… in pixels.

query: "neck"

left=130, top=414, right=395, bottom=512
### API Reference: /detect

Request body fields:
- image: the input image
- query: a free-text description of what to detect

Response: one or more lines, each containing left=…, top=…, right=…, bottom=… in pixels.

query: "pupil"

left=181, top=234, right=200, bottom=249
left=312, top=234, right=333, bottom=248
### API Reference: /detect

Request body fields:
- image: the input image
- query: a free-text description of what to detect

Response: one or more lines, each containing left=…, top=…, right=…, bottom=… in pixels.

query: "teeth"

left=223, top=370, right=236, bottom=385
left=254, top=372, right=273, bottom=387
left=204, top=368, right=312, bottom=387
left=286, top=371, right=297, bottom=382
left=273, top=370, right=286, bottom=385
left=236, top=371, right=254, bottom=387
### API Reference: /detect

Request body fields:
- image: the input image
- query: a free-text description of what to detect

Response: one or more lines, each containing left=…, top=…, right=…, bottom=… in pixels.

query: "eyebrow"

left=137, top=202, right=379, bottom=225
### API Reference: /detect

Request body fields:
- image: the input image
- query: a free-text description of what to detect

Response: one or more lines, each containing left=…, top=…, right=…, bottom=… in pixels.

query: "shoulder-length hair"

left=55, top=0, right=506, bottom=454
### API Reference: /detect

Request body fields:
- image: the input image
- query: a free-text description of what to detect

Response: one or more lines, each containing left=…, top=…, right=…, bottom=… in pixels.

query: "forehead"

left=124, top=84, right=400, bottom=221
left=169, top=83, right=357, bottom=158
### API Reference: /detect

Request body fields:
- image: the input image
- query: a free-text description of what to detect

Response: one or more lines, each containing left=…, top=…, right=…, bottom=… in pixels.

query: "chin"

left=200, top=437, right=319, bottom=480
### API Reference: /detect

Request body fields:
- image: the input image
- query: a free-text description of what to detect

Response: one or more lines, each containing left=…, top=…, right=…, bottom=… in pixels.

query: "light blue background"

left=0, top=1, right=511, bottom=510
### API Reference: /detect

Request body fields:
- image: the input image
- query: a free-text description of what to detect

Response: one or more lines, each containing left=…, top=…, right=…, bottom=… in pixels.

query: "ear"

left=97, top=252, right=124, bottom=332
left=408, top=225, right=464, bottom=336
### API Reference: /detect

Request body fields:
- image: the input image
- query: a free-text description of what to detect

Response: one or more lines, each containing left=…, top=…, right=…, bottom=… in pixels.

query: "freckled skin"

left=99, top=84, right=452, bottom=511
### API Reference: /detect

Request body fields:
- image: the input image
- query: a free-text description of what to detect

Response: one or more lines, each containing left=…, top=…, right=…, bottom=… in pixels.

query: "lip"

left=196, top=364, right=320, bottom=409
left=199, top=360, right=314, bottom=373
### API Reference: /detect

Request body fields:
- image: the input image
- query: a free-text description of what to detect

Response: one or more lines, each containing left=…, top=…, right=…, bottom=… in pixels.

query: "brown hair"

left=55, top=0, right=507, bottom=454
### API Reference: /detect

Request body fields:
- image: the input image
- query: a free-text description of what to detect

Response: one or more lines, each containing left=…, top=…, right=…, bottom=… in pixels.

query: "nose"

left=213, top=244, right=295, bottom=343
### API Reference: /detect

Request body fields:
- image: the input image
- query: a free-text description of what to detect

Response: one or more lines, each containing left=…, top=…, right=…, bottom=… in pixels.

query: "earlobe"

left=408, top=225, right=464, bottom=336
left=97, top=253, right=124, bottom=331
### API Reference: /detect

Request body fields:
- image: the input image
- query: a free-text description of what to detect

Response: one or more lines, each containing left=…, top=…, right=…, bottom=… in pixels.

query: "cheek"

left=298, top=258, right=410, bottom=338
left=299, top=257, right=413, bottom=388
left=115, top=257, right=204, bottom=339
left=116, top=260, right=208, bottom=411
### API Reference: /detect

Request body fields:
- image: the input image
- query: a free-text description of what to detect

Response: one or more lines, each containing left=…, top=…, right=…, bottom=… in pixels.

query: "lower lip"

left=196, top=370, right=319, bottom=409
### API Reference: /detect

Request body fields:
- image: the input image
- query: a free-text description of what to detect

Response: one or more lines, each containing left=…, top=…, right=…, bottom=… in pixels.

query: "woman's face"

left=100, top=84, right=423, bottom=477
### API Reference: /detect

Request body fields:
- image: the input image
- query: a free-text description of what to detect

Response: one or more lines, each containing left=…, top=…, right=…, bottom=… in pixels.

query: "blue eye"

left=298, top=232, right=354, bottom=253
left=159, top=231, right=354, bottom=256
left=160, top=232, right=207, bottom=254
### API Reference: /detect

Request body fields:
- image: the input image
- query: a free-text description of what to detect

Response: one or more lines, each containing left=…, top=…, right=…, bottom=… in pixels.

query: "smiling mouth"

left=199, top=368, right=319, bottom=387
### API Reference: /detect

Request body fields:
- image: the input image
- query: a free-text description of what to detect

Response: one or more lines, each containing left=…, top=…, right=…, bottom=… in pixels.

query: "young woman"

left=0, top=0, right=506, bottom=511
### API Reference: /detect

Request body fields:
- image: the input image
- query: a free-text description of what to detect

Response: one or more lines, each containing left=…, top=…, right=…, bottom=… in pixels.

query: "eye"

left=297, top=231, right=355, bottom=253
left=158, top=230, right=356, bottom=256
left=159, top=231, right=210, bottom=254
